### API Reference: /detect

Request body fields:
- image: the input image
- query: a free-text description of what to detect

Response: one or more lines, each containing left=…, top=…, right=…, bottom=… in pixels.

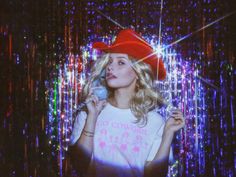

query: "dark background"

left=0, top=0, right=235, bottom=176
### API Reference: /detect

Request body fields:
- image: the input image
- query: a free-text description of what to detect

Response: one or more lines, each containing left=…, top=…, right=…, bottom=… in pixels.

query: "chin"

left=107, top=83, right=123, bottom=88
left=106, top=81, right=129, bottom=89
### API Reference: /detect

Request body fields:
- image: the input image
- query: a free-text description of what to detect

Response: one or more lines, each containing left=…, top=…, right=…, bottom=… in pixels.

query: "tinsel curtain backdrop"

left=0, top=0, right=235, bottom=177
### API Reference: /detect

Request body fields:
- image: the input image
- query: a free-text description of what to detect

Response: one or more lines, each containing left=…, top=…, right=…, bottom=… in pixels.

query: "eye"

left=118, top=61, right=125, bottom=65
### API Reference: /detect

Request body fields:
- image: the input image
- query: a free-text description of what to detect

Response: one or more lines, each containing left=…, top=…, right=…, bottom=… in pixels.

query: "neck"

left=109, top=88, right=135, bottom=109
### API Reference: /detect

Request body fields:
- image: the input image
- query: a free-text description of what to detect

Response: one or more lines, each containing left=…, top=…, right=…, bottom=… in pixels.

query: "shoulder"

left=147, top=110, right=165, bottom=125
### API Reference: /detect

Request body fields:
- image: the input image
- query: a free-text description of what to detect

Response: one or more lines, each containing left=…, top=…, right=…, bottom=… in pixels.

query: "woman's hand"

left=86, top=87, right=107, bottom=118
left=163, top=108, right=185, bottom=138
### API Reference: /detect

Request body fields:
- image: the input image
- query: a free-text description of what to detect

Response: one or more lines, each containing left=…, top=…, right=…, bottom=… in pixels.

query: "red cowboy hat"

left=92, top=29, right=166, bottom=80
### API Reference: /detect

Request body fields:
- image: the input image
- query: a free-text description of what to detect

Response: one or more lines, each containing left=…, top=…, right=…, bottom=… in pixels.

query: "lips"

left=106, top=73, right=117, bottom=80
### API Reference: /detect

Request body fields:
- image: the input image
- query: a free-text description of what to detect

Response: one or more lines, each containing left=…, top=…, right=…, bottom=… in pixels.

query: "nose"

left=106, top=63, right=113, bottom=71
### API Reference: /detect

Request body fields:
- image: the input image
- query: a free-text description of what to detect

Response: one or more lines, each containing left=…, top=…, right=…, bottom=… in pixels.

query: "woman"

left=69, top=29, right=185, bottom=177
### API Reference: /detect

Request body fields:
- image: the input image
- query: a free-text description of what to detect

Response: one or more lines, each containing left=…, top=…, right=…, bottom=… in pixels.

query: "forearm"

left=144, top=133, right=174, bottom=177
left=76, top=113, right=97, bottom=155
left=69, top=113, right=97, bottom=173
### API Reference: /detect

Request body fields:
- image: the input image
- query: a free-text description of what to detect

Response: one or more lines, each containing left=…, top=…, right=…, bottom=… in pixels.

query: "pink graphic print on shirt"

left=96, top=119, right=148, bottom=156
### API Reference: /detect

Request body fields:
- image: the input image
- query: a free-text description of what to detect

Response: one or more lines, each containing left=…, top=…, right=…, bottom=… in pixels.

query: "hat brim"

left=93, top=41, right=166, bottom=80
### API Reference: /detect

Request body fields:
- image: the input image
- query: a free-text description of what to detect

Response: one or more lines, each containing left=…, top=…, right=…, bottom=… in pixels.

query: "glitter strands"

left=155, top=46, right=208, bottom=176
left=0, top=0, right=235, bottom=177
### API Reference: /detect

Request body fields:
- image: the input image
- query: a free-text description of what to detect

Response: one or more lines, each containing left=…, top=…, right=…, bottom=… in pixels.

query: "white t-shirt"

left=70, top=102, right=173, bottom=177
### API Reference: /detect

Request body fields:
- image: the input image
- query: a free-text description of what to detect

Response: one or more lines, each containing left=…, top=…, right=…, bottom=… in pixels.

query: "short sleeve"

left=146, top=123, right=174, bottom=163
left=69, top=111, right=87, bottom=145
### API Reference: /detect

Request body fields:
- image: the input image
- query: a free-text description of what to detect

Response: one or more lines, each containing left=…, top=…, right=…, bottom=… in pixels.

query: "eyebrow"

left=109, top=56, right=128, bottom=61
left=117, top=56, right=128, bottom=59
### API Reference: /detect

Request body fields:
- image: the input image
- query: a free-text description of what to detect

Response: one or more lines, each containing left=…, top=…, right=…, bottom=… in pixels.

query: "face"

left=105, top=53, right=137, bottom=89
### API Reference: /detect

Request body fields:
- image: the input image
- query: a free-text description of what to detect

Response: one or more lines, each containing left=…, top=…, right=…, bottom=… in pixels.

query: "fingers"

left=169, top=109, right=185, bottom=126
left=169, top=109, right=183, bottom=115
left=88, top=87, right=93, bottom=95
left=86, top=94, right=98, bottom=105
left=97, top=100, right=107, bottom=109
left=176, top=117, right=185, bottom=128
left=169, top=117, right=184, bottom=124
left=86, top=90, right=107, bottom=108
left=169, top=110, right=183, bottom=118
left=87, top=87, right=98, bottom=103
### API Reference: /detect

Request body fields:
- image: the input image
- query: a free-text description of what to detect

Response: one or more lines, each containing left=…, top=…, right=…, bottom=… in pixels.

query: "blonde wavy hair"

left=82, top=53, right=165, bottom=125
